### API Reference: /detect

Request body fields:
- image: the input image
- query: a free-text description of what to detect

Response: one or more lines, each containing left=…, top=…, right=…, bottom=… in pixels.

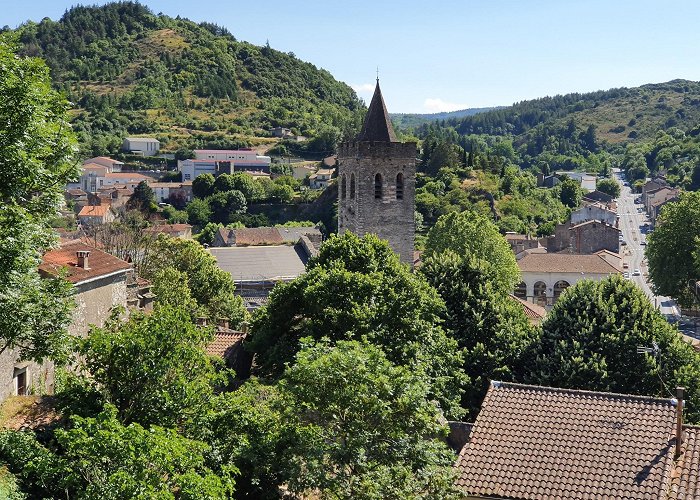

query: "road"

left=613, top=169, right=680, bottom=317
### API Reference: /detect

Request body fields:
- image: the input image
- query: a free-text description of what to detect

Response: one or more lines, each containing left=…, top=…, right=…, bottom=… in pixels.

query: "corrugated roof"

left=40, top=240, right=131, bottom=284
left=518, top=253, right=621, bottom=274
left=455, top=382, right=679, bottom=499
left=209, top=245, right=307, bottom=282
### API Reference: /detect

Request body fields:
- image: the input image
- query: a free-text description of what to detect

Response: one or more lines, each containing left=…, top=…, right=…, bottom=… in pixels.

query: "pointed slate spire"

left=357, top=79, right=397, bottom=142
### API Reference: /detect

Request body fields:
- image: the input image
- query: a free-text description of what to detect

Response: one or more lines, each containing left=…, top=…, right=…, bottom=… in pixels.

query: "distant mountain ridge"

left=391, top=107, right=499, bottom=130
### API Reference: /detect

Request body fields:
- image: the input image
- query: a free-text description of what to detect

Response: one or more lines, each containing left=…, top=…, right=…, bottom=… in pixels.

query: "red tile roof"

left=78, top=205, right=111, bottom=217
left=233, top=227, right=285, bottom=246
left=510, top=295, right=546, bottom=322
left=206, top=329, right=246, bottom=358
left=40, top=240, right=131, bottom=284
left=455, top=382, right=680, bottom=499
left=669, top=426, right=700, bottom=499
left=517, top=252, right=621, bottom=274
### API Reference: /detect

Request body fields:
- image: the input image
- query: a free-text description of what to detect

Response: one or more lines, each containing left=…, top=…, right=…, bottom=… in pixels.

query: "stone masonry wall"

left=69, top=273, right=128, bottom=338
left=337, top=141, right=416, bottom=265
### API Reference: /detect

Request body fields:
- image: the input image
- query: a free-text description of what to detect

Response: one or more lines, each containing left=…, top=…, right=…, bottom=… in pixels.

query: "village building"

left=144, top=223, right=193, bottom=239
left=641, top=177, right=669, bottom=206
left=570, top=203, right=617, bottom=226
left=504, top=233, right=542, bottom=255
left=210, top=226, right=321, bottom=248
left=546, top=220, right=620, bottom=254
left=193, top=149, right=271, bottom=172
left=122, top=137, right=160, bottom=156
left=205, top=320, right=253, bottom=382
left=454, top=381, right=700, bottom=500
left=556, top=171, right=597, bottom=191
left=645, top=186, right=679, bottom=219
left=79, top=162, right=150, bottom=193
left=77, top=204, right=116, bottom=226
left=337, top=80, right=416, bottom=266
left=148, top=181, right=193, bottom=204
left=649, top=195, right=679, bottom=225
left=83, top=156, right=124, bottom=172
left=514, top=251, right=621, bottom=307
left=270, top=126, right=293, bottom=138
left=308, top=168, right=335, bottom=189
left=582, top=189, right=614, bottom=204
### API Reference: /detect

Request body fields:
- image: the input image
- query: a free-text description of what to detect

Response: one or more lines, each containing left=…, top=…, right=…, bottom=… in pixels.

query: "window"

left=350, top=173, right=356, bottom=199
left=374, top=173, right=383, bottom=199
left=14, top=368, right=27, bottom=396
left=396, top=172, right=404, bottom=200
left=341, top=174, right=347, bottom=199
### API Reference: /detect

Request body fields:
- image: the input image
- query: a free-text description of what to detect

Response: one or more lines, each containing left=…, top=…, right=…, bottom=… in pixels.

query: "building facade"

left=337, top=81, right=416, bottom=265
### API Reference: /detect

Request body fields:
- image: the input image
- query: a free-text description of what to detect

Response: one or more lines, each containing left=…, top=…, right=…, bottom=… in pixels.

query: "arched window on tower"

left=374, top=173, right=383, bottom=199
left=350, top=173, right=356, bottom=199
left=396, top=172, right=404, bottom=200
left=341, top=174, right=347, bottom=199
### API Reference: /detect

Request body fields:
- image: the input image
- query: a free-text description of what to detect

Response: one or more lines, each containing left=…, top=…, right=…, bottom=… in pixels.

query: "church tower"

left=337, top=80, right=416, bottom=265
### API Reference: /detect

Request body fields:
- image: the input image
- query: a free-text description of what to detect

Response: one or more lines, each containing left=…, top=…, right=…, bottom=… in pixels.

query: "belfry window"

left=396, top=173, right=404, bottom=200
left=374, top=173, right=383, bottom=199
left=341, top=174, right=347, bottom=199
left=350, top=173, right=356, bottom=199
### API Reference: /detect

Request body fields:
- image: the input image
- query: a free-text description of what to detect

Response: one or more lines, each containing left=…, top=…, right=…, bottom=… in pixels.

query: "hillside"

left=415, top=80, right=700, bottom=147
left=10, top=2, right=364, bottom=156
left=391, top=107, right=498, bottom=130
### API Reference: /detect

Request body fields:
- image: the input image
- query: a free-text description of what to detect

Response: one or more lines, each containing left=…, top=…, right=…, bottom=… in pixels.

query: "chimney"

left=76, top=250, right=91, bottom=270
left=675, top=386, right=685, bottom=459
left=217, top=317, right=229, bottom=330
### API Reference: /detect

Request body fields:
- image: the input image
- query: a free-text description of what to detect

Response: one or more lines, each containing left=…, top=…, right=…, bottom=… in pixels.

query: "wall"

left=571, top=205, right=616, bottom=226
left=337, top=141, right=416, bottom=265
left=0, top=349, right=54, bottom=403
left=69, top=272, right=128, bottom=338
left=516, top=270, right=614, bottom=308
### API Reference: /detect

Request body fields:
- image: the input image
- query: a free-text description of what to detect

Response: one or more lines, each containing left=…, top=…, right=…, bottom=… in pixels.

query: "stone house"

left=514, top=251, right=621, bottom=307
left=546, top=220, right=620, bottom=254
left=211, top=226, right=321, bottom=248
left=650, top=195, right=679, bottom=225
left=570, top=203, right=617, bottom=226
left=0, top=349, right=55, bottom=402
left=504, top=233, right=541, bottom=255
left=645, top=186, right=679, bottom=216
left=454, top=382, right=700, bottom=499
left=641, top=177, right=668, bottom=203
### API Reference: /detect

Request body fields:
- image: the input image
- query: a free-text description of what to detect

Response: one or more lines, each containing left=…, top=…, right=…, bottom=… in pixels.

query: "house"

left=147, top=182, right=193, bottom=204
left=209, top=241, right=316, bottom=310
left=642, top=177, right=669, bottom=204
left=205, top=320, right=253, bottom=381
left=178, top=159, right=224, bottom=181
left=143, top=224, right=193, bottom=239
left=193, top=149, right=271, bottom=173
left=510, top=295, right=547, bottom=325
left=80, top=164, right=150, bottom=194
left=556, top=171, right=597, bottom=191
left=570, top=203, right=617, bottom=226
left=77, top=204, right=116, bottom=226
left=123, top=137, right=160, bottom=156
left=454, top=381, right=700, bottom=500
left=270, top=126, right=293, bottom=138
left=514, top=251, right=621, bottom=307
left=504, top=233, right=541, bottom=255
left=536, top=173, right=560, bottom=188
left=582, top=189, right=614, bottom=204
left=83, top=156, right=124, bottom=172
left=94, top=186, right=132, bottom=211
left=211, top=226, right=321, bottom=248
left=645, top=186, right=679, bottom=216
left=308, top=168, right=335, bottom=189
left=650, top=195, right=679, bottom=226
left=39, top=240, right=132, bottom=338
left=546, top=220, right=620, bottom=254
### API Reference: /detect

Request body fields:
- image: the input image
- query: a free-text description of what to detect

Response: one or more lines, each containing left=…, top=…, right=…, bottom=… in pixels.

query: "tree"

left=647, top=192, right=700, bottom=306
left=527, top=277, right=700, bottom=423
left=596, top=178, right=620, bottom=198
left=207, top=190, right=247, bottom=224
left=421, top=251, right=535, bottom=416
left=247, top=233, right=466, bottom=419
left=195, top=221, right=224, bottom=246
left=79, top=306, right=223, bottom=427
left=192, top=173, right=215, bottom=198
left=280, top=340, right=460, bottom=499
left=126, top=180, right=156, bottom=212
left=213, top=173, right=237, bottom=193
left=151, top=267, right=200, bottom=317
left=0, top=37, right=79, bottom=364
left=230, top=173, right=264, bottom=202
left=141, top=235, right=246, bottom=325
left=558, top=176, right=582, bottom=208
left=186, top=197, right=212, bottom=228
left=424, top=211, right=521, bottom=295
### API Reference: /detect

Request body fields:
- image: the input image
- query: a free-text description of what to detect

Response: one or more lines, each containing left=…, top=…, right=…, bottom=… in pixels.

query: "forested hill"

left=9, top=2, right=364, bottom=156
left=410, top=80, right=700, bottom=146
left=391, top=107, right=498, bottom=130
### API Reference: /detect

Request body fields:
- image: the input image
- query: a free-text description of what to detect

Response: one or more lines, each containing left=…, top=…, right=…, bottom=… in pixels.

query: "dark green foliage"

left=126, top=180, right=156, bottom=212
left=186, top=197, right=212, bottom=227
left=596, top=177, right=621, bottom=198
left=527, top=277, right=700, bottom=423
left=192, top=173, right=216, bottom=199
left=558, top=176, right=582, bottom=208
left=247, top=233, right=466, bottom=419
left=421, top=251, right=535, bottom=417
left=647, top=192, right=700, bottom=306
left=207, top=189, right=247, bottom=224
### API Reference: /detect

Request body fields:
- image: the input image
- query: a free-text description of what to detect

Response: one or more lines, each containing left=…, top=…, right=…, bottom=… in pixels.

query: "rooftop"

left=206, top=330, right=246, bottom=358
left=209, top=245, right=308, bottom=282
left=510, top=295, right=547, bottom=322
left=517, top=252, right=621, bottom=274
left=356, top=80, right=397, bottom=142
left=78, top=205, right=111, bottom=217
left=40, top=240, right=132, bottom=284
left=455, top=381, right=682, bottom=499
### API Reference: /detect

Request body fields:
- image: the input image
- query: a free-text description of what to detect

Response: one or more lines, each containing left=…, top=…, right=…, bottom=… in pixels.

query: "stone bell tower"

left=337, top=80, right=416, bottom=266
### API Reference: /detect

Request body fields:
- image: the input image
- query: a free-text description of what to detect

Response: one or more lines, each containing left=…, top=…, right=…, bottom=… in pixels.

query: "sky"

left=5, top=0, right=700, bottom=113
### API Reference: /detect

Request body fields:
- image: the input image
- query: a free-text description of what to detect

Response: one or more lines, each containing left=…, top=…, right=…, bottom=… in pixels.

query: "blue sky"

left=5, top=1, right=700, bottom=113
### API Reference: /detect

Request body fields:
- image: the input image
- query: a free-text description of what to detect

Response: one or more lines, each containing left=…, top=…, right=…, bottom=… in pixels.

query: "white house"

left=514, top=251, right=621, bottom=308
left=308, top=168, right=334, bottom=189
left=556, top=171, right=597, bottom=192
left=194, top=149, right=271, bottom=172
left=123, top=137, right=160, bottom=156
left=178, top=159, right=219, bottom=181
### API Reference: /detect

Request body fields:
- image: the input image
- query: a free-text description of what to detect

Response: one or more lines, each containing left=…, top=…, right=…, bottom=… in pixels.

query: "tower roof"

left=357, top=80, right=397, bottom=142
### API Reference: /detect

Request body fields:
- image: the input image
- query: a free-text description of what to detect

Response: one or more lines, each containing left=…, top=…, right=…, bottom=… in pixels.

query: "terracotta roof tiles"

left=40, top=240, right=131, bottom=284
left=455, top=382, right=680, bottom=499
left=78, top=205, right=111, bottom=217
left=206, top=330, right=246, bottom=358
left=518, top=252, right=621, bottom=274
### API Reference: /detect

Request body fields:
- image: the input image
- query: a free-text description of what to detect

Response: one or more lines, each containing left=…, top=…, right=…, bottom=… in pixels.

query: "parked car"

left=620, top=240, right=627, bottom=246
left=623, top=272, right=630, bottom=279
left=633, top=269, right=641, bottom=276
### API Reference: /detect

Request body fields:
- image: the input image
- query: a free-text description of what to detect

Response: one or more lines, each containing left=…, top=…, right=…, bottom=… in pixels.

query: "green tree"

left=421, top=251, right=535, bottom=416
left=527, top=277, right=700, bottom=423
left=151, top=267, right=200, bottom=317
left=424, top=211, right=521, bottom=295
left=230, top=173, right=264, bottom=202
left=186, top=197, right=213, bottom=228
left=281, top=340, right=460, bottom=500
left=195, top=222, right=224, bottom=246
left=247, top=233, right=466, bottom=419
left=268, top=183, right=295, bottom=203
left=207, top=190, right=247, bottom=224
left=126, top=180, right=156, bottom=212
left=0, top=37, right=78, bottom=364
left=192, top=173, right=216, bottom=198
left=79, top=306, right=223, bottom=427
left=596, top=177, right=621, bottom=198
left=142, top=235, right=246, bottom=324
left=647, top=192, right=700, bottom=306
left=213, top=173, right=237, bottom=193
left=558, top=176, right=582, bottom=208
